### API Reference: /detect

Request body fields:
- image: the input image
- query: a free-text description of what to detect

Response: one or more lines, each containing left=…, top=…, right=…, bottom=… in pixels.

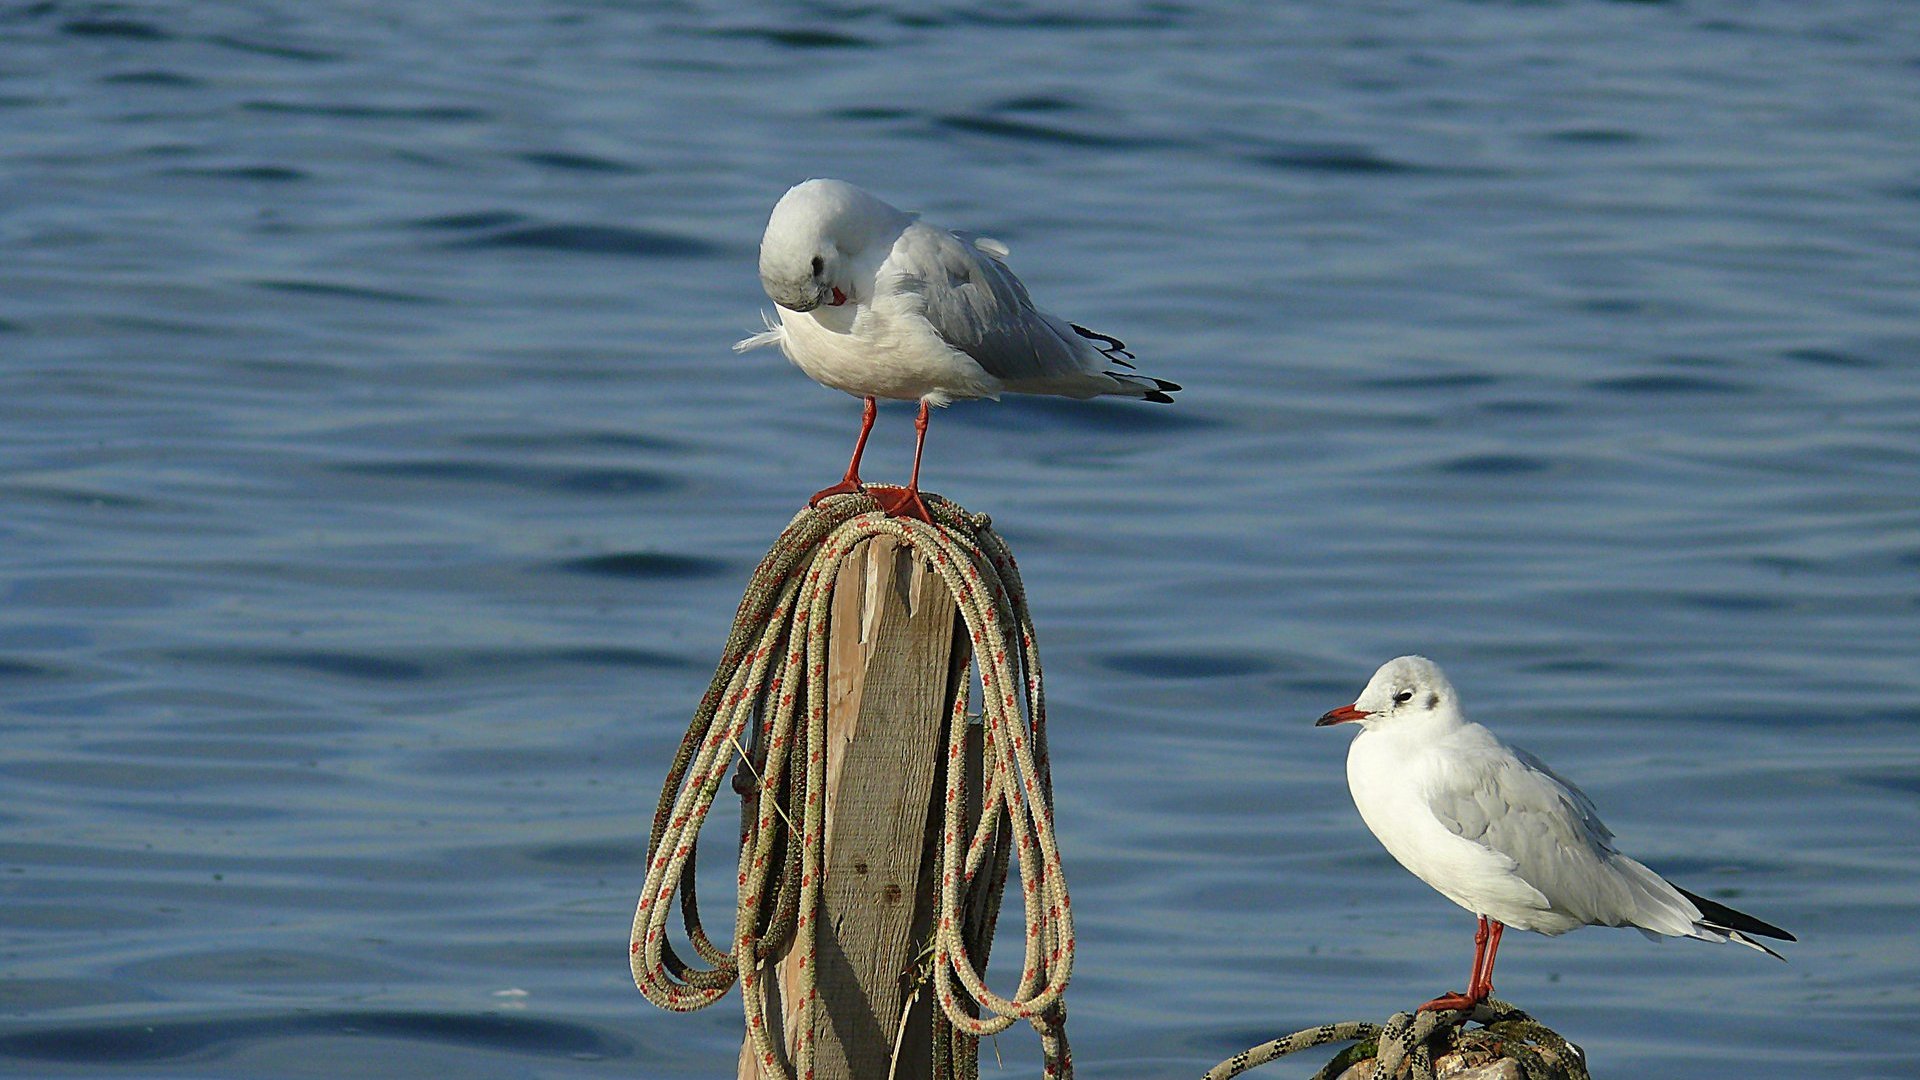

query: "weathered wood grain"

left=741, top=535, right=971, bottom=1080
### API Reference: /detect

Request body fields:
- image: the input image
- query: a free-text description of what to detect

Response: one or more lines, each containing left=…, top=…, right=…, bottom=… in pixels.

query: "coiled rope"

left=630, top=491, right=1073, bottom=1080
left=1203, top=999, right=1588, bottom=1080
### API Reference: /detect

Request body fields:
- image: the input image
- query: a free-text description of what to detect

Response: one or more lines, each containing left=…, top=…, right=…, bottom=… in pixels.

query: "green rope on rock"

left=630, top=491, right=1074, bottom=1080
left=1203, top=999, right=1589, bottom=1080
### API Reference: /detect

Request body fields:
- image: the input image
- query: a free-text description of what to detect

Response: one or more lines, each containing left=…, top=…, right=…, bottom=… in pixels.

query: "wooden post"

left=741, top=534, right=973, bottom=1080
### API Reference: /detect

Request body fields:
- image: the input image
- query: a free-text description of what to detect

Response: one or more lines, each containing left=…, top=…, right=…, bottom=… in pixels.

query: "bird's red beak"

left=1315, top=703, right=1370, bottom=727
left=828, top=287, right=848, bottom=306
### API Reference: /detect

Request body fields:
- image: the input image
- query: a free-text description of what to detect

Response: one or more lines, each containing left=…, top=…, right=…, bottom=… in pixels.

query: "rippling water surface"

left=4, top=2, right=1918, bottom=1077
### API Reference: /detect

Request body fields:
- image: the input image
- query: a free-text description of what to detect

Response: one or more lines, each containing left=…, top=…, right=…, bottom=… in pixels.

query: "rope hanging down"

left=1203, top=999, right=1588, bottom=1080
left=631, top=492, right=1074, bottom=1080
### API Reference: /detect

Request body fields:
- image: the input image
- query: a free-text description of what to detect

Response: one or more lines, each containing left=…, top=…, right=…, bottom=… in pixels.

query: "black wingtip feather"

left=1104, top=371, right=1179, bottom=403
left=1676, top=885, right=1796, bottom=942
left=1070, top=322, right=1137, bottom=365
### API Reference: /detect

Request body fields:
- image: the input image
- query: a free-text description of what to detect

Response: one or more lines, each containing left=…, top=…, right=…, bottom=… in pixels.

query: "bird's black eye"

left=810, top=255, right=824, bottom=276
left=1393, top=690, right=1414, bottom=705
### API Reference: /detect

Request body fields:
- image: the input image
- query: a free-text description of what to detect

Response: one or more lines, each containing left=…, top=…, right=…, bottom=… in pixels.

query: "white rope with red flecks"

left=631, top=490, right=1073, bottom=1080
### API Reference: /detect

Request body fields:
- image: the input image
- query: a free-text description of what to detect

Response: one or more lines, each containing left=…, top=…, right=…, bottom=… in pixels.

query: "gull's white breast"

left=1346, top=725, right=1575, bottom=933
left=771, top=230, right=1003, bottom=405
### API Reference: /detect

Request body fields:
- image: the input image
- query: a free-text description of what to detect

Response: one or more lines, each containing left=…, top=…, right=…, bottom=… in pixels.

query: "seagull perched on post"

left=1315, top=655, right=1794, bottom=1011
left=736, top=179, right=1180, bottom=522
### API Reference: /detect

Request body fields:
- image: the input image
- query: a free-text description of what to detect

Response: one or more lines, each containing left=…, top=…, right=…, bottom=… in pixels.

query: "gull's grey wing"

left=886, top=223, right=1102, bottom=384
left=1509, top=745, right=1613, bottom=847
left=1427, top=741, right=1641, bottom=925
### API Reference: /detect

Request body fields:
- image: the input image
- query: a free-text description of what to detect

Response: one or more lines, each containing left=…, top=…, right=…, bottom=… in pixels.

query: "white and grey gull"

left=1316, top=655, right=1793, bottom=1011
left=736, top=179, right=1180, bottom=521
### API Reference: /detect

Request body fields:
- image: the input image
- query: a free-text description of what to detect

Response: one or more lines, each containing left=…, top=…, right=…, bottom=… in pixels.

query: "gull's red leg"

left=1470, top=921, right=1505, bottom=1001
left=1419, top=915, right=1489, bottom=1013
left=809, top=396, right=876, bottom=505
left=1470, top=915, right=1491, bottom=993
left=872, top=400, right=933, bottom=523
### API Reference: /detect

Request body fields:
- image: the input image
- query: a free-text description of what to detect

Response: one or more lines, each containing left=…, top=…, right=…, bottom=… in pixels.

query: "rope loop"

left=631, top=490, right=1074, bottom=1079
left=1202, top=1000, right=1588, bottom=1080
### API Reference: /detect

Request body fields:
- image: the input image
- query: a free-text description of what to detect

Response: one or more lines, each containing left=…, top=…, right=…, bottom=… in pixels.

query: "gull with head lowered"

left=736, top=179, right=1180, bottom=522
left=1316, top=655, right=1794, bottom=1011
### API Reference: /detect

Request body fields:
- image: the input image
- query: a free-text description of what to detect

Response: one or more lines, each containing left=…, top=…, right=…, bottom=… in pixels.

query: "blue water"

left=4, top=2, right=1917, bottom=1077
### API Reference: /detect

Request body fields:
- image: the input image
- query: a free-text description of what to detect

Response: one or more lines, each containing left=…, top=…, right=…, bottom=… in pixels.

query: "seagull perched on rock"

left=1316, top=655, right=1794, bottom=1011
left=736, top=179, right=1180, bottom=522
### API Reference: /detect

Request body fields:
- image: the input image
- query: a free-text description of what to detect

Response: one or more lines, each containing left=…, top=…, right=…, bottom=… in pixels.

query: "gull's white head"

left=755, top=178, right=910, bottom=313
left=1315, top=654, right=1461, bottom=731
